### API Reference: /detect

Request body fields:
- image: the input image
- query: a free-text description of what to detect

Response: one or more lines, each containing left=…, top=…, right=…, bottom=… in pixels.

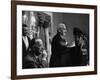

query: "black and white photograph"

left=22, top=11, right=89, bottom=69
left=11, top=1, right=97, bottom=79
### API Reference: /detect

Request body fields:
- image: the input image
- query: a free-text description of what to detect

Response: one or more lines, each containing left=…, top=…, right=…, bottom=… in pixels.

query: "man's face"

left=34, top=40, right=44, bottom=56
left=23, top=26, right=29, bottom=36
left=62, top=28, right=67, bottom=36
left=60, top=27, right=67, bottom=36
left=37, top=42, right=43, bottom=53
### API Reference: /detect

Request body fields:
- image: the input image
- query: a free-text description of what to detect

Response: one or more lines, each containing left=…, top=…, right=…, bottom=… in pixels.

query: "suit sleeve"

left=57, top=39, right=71, bottom=55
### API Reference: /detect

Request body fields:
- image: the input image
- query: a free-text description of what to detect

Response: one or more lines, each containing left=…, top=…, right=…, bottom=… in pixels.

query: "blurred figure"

left=29, top=12, right=39, bottom=39
left=72, top=27, right=88, bottom=66
left=23, top=38, right=48, bottom=68
left=22, top=11, right=30, bottom=52
left=50, top=23, right=72, bottom=67
left=22, top=11, right=28, bottom=25
left=22, top=24, right=31, bottom=69
left=80, top=34, right=89, bottom=65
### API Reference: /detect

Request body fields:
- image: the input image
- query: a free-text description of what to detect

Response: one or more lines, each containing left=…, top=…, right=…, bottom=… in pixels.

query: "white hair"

left=57, top=23, right=66, bottom=33
left=35, top=39, right=42, bottom=44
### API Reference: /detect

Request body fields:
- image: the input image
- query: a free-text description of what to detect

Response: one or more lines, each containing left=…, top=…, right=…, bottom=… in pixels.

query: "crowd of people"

left=22, top=23, right=49, bottom=68
left=22, top=22, right=88, bottom=69
left=50, top=23, right=88, bottom=67
left=22, top=11, right=88, bottom=69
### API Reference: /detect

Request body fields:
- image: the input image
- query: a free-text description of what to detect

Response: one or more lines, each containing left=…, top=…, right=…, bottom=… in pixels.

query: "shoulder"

left=53, top=33, right=60, bottom=41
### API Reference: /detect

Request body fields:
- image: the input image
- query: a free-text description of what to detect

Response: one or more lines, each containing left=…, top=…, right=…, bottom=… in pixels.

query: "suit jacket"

left=50, top=33, right=71, bottom=67
left=22, top=36, right=31, bottom=68
left=23, top=53, right=48, bottom=69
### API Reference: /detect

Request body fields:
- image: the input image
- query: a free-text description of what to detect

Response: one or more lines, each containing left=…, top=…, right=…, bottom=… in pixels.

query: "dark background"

left=52, top=12, right=89, bottom=44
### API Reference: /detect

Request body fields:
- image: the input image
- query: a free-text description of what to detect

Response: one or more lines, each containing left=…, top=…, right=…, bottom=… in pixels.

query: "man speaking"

left=50, top=23, right=72, bottom=67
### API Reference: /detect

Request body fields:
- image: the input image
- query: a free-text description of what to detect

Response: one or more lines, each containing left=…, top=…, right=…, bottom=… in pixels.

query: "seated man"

left=23, top=38, right=48, bottom=69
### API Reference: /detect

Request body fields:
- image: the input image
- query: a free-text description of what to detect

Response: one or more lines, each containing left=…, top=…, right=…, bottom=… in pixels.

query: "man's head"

left=22, top=24, right=29, bottom=36
left=57, top=23, right=67, bottom=36
left=32, top=38, right=44, bottom=56
left=73, top=27, right=82, bottom=46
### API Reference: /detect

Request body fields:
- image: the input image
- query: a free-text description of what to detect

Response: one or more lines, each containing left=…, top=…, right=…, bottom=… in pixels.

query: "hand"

left=65, top=41, right=68, bottom=45
left=67, top=41, right=75, bottom=47
left=42, top=50, right=47, bottom=60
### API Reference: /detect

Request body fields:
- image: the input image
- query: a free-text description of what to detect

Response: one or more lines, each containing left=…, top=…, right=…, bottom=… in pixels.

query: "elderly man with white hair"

left=50, top=23, right=73, bottom=67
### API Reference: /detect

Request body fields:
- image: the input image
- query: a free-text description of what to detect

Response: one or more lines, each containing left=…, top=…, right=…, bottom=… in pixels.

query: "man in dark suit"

left=23, top=38, right=48, bottom=68
left=22, top=24, right=31, bottom=69
left=50, top=23, right=73, bottom=67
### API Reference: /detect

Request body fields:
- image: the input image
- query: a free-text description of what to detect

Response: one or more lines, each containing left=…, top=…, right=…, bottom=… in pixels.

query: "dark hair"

left=73, top=27, right=82, bottom=36
left=22, top=24, right=28, bottom=28
left=22, top=11, right=25, bottom=16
